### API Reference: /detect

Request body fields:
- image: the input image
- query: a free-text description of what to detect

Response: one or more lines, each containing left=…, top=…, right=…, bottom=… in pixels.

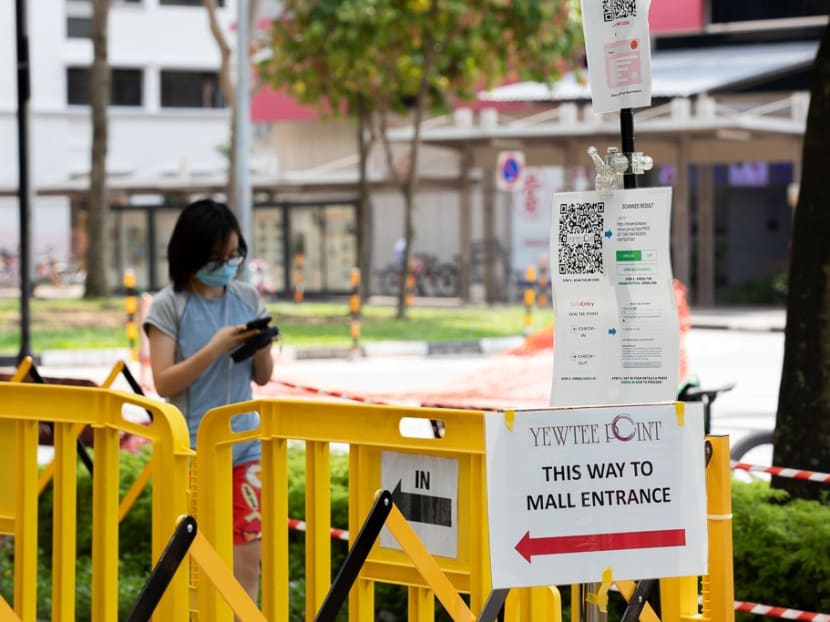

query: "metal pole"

left=15, top=0, right=34, bottom=363
left=234, top=0, right=252, bottom=278
left=620, top=107, right=637, bottom=190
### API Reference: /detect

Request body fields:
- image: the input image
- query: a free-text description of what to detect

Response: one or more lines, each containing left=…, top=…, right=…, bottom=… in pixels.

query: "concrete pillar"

left=696, top=164, right=715, bottom=305
left=459, top=147, right=473, bottom=301
left=672, top=137, right=691, bottom=292
left=483, top=168, right=497, bottom=303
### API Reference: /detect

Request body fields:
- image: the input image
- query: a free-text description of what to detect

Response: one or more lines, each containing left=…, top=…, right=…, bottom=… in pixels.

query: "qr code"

left=558, top=202, right=605, bottom=275
left=603, top=0, right=637, bottom=21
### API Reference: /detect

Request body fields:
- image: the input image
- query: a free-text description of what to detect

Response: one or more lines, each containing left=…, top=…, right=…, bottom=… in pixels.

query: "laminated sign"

left=580, top=0, right=653, bottom=113
left=549, top=187, right=679, bottom=407
left=485, top=403, right=707, bottom=588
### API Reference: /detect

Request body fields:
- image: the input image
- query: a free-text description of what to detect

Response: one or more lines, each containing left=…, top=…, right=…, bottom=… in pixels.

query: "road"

left=13, top=327, right=784, bottom=459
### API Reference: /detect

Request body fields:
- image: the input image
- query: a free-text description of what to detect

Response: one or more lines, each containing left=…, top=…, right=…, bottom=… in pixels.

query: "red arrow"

left=515, top=528, right=686, bottom=562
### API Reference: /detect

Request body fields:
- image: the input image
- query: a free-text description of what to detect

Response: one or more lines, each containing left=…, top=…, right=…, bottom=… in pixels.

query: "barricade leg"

left=306, top=441, right=332, bottom=620
left=14, top=419, right=39, bottom=621
left=408, top=585, right=434, bottom=622
left=52, top=421, right=79, bottom=621
left=704, top=436, right=735, bottom=622
left=314, top=490, right=392, bottom=622
left=91, top=423, right=122, bottom=621
left=348, top=449, right=375, bottom=622
left=125, top=515, right=198, bottom=622
left=260, top=436, right=289, bottom=621
left=659, top=576, right=700, bottom=622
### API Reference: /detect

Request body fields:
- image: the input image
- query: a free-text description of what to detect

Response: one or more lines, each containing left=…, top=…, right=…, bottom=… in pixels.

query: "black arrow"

left=391, top=480, right=452, bottom=527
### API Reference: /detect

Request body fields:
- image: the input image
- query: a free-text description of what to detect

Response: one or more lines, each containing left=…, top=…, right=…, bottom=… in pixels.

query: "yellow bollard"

left=405, top=261, right=416, bottom=308
left=293, top=253, right=304, bottom=303
left=349, top=267, right=361, bottom=357
left=123, top=269, right=139, bottom=362
left=523, top=266, right=537, bottom=341
left=537, top=263, right=549, bottom=308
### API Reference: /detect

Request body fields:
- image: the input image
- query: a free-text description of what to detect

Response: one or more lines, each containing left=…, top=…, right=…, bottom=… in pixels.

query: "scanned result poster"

left=549, top=187, right=678, bottom=407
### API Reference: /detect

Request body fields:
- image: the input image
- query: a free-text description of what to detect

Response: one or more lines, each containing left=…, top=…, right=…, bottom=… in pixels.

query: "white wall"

left=0, top=0, right=236, bottom=264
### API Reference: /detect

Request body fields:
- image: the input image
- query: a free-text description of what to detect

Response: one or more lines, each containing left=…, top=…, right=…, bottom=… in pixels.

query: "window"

left=711, top=0, right=827, bottom=23
left=67, top=67, right=143, bottom=106
left=160, top=0, right=224, bottom=6
left=66, top=17, right=91, bottom=38
left=160, top=70, right=225, bottom=109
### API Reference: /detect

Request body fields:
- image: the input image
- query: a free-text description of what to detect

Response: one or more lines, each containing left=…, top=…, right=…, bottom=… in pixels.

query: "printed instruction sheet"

left=549, top=187, right=678, bottom=407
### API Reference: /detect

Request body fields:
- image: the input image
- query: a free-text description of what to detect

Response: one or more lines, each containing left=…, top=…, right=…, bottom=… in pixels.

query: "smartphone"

left=245, top=316, right=272, bottom=331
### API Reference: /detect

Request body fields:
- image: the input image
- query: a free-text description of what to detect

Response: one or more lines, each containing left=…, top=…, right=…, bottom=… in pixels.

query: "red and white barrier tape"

left=731, top=461, right=830, bottom=484
left=273, top=379, right=388, bottom=405
left=735, top=600, right=830, bottom=621
left=287, top=517, right=349, bottom=542
left=270, top=378, right=494, bottom=411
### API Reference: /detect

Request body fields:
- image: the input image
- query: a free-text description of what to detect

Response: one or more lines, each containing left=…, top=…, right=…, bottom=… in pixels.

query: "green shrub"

left=0, top=446, right=154, bottom=619
left=732, top=480, right=830, bottom=620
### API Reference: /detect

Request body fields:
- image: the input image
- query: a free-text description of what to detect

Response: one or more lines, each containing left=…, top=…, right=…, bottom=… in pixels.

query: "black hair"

left=167, top=198, right=248, bottom=290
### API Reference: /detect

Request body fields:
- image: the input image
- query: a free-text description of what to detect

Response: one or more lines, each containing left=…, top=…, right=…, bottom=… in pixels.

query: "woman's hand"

left=208, top=325, right=259, bottom=356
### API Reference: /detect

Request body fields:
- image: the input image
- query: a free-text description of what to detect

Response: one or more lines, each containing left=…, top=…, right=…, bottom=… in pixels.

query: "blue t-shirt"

left=143, top=281, right=267, bottom=466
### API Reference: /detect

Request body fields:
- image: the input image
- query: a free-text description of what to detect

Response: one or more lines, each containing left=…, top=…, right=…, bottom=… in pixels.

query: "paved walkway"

left=0, top=297, right=786, bottom=368
left=690, top=307, right=785, bottom=332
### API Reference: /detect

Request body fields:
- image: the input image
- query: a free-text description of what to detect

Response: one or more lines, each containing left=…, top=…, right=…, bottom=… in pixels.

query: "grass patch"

left=0, top=296, right=553, bottom=352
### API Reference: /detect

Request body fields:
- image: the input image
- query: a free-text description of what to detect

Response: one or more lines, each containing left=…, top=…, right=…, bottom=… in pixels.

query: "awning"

left=480, top=41, right=819, bottom=102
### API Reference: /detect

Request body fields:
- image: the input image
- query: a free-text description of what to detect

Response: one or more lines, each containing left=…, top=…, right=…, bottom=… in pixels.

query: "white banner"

left=580, top=0, right=653, bottom=113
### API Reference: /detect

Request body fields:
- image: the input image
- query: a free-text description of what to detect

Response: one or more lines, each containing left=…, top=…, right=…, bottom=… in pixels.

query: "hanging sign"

left=580, top=0, right=653, bottom=113
left=485, top=402, right=707, bottom=588
left=549, top=187, right=678, bottom=407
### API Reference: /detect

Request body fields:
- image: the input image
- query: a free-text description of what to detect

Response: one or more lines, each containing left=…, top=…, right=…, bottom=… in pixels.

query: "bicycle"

left=677, top=380, right=774, bottom=465
left=376, top=253, right=459, bottom=297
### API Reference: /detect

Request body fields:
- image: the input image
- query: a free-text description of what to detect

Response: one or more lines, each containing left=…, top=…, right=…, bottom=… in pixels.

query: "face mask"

left=195, top=259, right=239, bottom=287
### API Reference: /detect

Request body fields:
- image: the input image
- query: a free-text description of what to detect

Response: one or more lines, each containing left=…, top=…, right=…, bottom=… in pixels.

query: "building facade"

left=0, top=0, right=235, bottom=285
left=2, top=0, right=826, bottom=302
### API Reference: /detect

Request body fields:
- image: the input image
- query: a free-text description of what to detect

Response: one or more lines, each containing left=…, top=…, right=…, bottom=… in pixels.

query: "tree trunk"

left=772, top=18, right=830, bottom=501
left=203, top=0, right=260, bottom=208
left=356, top=103, right=374, bottom=301
left=393, top=0, right=438, bottom=319
left=203, top=0, right=236, bottom=204
left=84, top=0, right=111, bottom=297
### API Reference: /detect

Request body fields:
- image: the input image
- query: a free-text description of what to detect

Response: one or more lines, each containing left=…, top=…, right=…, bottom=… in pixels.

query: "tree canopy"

left=260, top=0, right=582, bottom=117
left=259, top=0, right=582, bottom=315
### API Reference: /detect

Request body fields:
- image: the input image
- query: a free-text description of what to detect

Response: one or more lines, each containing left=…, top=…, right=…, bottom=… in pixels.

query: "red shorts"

left=232, top=461, right=262, bottom=545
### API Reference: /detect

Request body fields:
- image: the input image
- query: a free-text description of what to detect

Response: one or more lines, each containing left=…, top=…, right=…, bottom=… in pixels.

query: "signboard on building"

left=484, top=403, right=707, bottom=588
left=581, top=0, right=653, bottom=113
left=380, top=451, right=459, bottom=558
left=510, top=167, right=563, bottom=283
left=549, top=187, right=679, bottom=407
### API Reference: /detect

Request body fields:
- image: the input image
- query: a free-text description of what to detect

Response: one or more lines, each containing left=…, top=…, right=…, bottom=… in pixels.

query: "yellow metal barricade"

left=195, top=398, right=504, bottom=622
left=0, top=382, right=193, bottom=621
left=193, top=400, right=736, bottom=622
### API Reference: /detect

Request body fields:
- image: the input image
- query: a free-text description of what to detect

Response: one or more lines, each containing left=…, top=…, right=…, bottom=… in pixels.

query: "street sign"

left=496, top=150, right=526, bottom=191
left=380, top=451, right=459, bottom=558
left=484, top=403, right=707, bottom=588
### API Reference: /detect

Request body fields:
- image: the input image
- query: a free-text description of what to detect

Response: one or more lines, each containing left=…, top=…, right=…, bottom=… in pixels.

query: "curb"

left=690, top=321, right=784, bottom=333
left=27, top=336, right=527, bottom=368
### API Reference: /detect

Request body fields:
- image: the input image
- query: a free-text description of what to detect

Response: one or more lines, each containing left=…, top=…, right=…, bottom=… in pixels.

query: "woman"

left=143, top=198, right=274, bottom=602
